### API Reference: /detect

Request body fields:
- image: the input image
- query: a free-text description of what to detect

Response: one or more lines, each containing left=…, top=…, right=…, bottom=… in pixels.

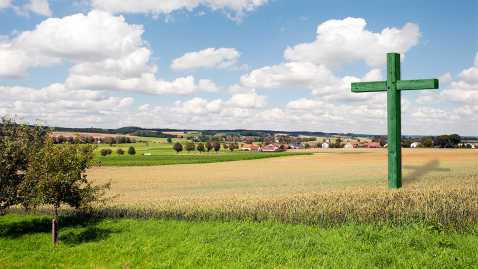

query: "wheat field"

left=74, top=148, right=477, bottom=230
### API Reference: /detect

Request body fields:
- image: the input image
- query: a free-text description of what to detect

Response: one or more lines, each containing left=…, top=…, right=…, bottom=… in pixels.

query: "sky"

left=0, top=0, right=477, bottom=136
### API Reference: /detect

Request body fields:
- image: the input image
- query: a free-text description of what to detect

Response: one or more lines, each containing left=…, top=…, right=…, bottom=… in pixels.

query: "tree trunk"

left=52, top=201, right=59, bottom=245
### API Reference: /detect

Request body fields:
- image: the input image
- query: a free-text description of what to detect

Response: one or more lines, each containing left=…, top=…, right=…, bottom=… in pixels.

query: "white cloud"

left=224, top=89, right=268, bottom=108
left=90, top=0, right=269, bottom=23
left=415, top=90, right=442, bottom=105
left=438, top=52, right=478, bottom=107
left=65, top=74, right=198, bottom=95
left=196, top=11, right=205, bottom=16
left=438, top=72, right=452, bottom=84
left=138, top=103, right=150, bottom=111
left=456, top=52, right=478, bottom=84
left=241, top=61, right=384, bottom=102
left=283, top=17, right=420, bottom=70
left=24, top=0, right=51, bottom=16
left=0, top=84, right=135, bottom=127
left=0, top=10, right=149, bottom=79
left=198, top=79, right=224, bottom=93
left=0, top=0, right=11, bottom=9
left=170, top=47, right=240, bottom=71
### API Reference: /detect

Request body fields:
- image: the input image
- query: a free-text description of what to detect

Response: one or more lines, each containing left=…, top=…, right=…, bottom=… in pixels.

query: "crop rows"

left=7, top=149, right=477, bottom=231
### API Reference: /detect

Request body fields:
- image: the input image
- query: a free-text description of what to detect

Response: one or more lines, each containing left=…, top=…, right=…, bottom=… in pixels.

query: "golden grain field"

left=74, top=148, right=477, bottom=230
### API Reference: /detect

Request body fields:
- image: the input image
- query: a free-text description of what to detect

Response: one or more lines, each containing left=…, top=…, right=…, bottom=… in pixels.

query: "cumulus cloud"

left=438, top=52, right=478, bottom=107
left=0, top=0, right=11, bottom=9
left=170, top=47, right=241, bottom=71
left=0, top=84, right=135, bottom=127
left=24, top=0, right=52, bottom=16
left=0, top=10, right=149, bottom=79
left=198, top=79, right=224, bottom=93
left=439, top=72, right=452, bottom=84
left=65, top=74, right=198, bottom=95
left=90, top=0, right=269, bottom=23
left=241, top=61, right=384, bottom=102
left=283, top=17, right=420, bottom=70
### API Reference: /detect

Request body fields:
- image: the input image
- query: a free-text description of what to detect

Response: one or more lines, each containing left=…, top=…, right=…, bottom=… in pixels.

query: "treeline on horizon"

left=50, top=126, right=477, bottom=140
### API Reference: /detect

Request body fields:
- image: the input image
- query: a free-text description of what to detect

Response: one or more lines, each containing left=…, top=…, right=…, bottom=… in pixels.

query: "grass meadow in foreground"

left=1, top=214, right=477, bottom=268
left=96, top=152, right=313, bottom=166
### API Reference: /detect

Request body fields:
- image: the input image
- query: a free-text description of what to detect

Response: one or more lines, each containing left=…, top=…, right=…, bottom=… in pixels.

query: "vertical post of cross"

left=387, top=53, right=402, bottom=188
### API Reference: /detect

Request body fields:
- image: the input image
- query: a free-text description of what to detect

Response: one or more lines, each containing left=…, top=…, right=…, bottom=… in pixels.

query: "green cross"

left=351, top=53, right=439, bottom=189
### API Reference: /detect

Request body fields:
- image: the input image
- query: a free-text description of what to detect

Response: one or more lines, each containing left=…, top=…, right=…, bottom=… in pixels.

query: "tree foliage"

left=100, top=149, right=108, bottom=157
left=1, top=116, right=49, bottom=209
left=128, top=146, right=136, bottom=156
left=197, top=143, right=205, bottom=154
left=185, top=141, right=196, bottom=154
left=205, top=141, right=212, bottom=153
left=173, top=142, right=183, bottom=154
left=212, top=141, right=221, bottom=153
left=116, top=148, right=125, bottom=156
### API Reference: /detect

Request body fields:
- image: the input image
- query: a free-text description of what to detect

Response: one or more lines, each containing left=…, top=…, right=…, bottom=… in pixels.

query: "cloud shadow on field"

left=402, top=159, right=451, bottom=186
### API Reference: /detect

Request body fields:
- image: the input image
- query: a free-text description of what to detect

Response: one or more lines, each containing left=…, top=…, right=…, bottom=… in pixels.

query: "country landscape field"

left=2, top=145, right=477, bottom=267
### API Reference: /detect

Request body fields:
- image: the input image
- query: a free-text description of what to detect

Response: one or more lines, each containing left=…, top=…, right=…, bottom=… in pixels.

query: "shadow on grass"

left=403, top=159, right=451, bottom=185
left=0, top=215, right=118, bottom=245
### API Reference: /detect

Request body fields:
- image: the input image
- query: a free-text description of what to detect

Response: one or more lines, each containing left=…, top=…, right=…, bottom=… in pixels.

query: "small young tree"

left=167, top=137, right=172, bottom=143
left=205, top=141, right=212, bottom=153
left=173, top=142, right=183, bottom=154
left=197, top=143, right=205, bottom=154
left=229, top=143, right=235, bottom=152
left=100, top=149, right=108, bottom=157
left=185, top=141, right=196, bottom=154
left=116, top=148, right=125, bottom=156
left=128, top=146, right=136, bottom=156
left=107, top=149, right=113, bottom=156
left=213, top=141, right=221, bottom=153
left=223, top=143, right=229, bottom=152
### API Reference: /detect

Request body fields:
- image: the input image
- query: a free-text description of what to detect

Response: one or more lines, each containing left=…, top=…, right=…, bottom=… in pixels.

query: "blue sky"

left=1, top=0, right=477, bottom=135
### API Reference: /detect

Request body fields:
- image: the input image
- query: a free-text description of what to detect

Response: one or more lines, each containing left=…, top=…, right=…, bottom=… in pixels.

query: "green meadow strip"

left=97, top=152, right=312, bottom=166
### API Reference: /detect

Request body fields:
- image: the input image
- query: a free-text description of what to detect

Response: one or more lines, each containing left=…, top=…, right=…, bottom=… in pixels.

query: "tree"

left=372, top=137, right=379, bottom=143
left=197, top=143, right=205, bottom=154
left=213, top=141, right=221, bottom=153
left=335, top=136, right=342, bottom=148
left=449, top=134, right=461, bottom=147
left=107, top=149, right=113, bottom=156
left=229, top=143, right=235, bottom=152
left=205, top=141, right=212, bottom=153
left=128, top=146, right=136, bottom=156
left=223, top=143, right=229, bottom=152
left=422, top=138, right=433, bottom=148
left=185, top=141, right=195, bottom=154
left=116, top=148, right=125, bottom=156
left=100, top=149, right=108, bottom=157
left=379, top=136, right=387, bottom=147
left=167, top=137, right=172, bottom=143
left=22, top=136, right=111, bottom=245
left=173, top=142, right=183, bottom=154
left=279, top=144, right=285, bottom=151
left=1, top=116, right=49, bottom=210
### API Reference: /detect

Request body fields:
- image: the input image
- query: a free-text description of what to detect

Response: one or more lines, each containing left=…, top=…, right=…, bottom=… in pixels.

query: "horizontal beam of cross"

left=351, top=79, right=438, bottom=92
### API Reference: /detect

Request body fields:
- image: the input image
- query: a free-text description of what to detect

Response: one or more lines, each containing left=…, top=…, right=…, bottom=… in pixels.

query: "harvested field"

left=15, top=148, right=477, bottom=230
left=73, top=148, right=478, bottom=229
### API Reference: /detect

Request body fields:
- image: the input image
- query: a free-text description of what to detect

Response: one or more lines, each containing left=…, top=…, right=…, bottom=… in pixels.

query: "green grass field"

left=1, top=214, right=476, bottom=268
left=96, top=152, right=313, bottom=166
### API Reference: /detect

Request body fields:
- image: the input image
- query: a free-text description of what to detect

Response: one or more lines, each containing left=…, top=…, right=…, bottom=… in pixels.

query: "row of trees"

left=173, top=141, right=225, bottom=154
left=52, top=135, right=138, bottom=145
left=99, top=146, right=136, bottom=156
left=1, top=116, right=111, bottom=245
